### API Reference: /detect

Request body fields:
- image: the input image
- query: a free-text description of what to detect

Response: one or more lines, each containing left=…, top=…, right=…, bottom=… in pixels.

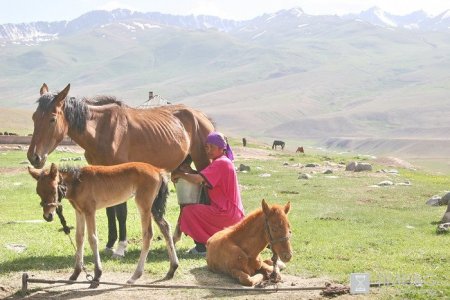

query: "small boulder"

left=354, top=163, right=372, bottom=172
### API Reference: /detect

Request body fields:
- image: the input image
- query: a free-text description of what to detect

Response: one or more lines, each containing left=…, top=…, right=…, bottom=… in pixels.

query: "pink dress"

left=180, top=155, right=245, bottom=244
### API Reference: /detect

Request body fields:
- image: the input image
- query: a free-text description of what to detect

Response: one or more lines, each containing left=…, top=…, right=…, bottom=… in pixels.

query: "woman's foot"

left=187, top=243, right=206, bottom=256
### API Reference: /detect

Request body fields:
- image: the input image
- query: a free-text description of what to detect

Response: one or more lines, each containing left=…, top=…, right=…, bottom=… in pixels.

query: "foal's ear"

left=28, top=166, right=41, bottom=181
left=50, top=163, right=59, bottom=179
left=40, top=83, right=49, bottom=95
left=284, top=201, right=291, bottom=214
left=54, top=84, right=70, bottom=109
left=262, top=199, right=271, bottom=216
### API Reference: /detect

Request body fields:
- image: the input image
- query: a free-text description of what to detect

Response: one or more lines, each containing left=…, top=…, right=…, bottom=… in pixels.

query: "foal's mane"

left=230, top=209, right=264, bottom=232
left=37, top=92, right=127, bottom=133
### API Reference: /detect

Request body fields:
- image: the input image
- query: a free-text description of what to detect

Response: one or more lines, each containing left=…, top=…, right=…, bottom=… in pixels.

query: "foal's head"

left=28, top=163, right=61, bottom=222
left=262, top=199, right=293, bottom=263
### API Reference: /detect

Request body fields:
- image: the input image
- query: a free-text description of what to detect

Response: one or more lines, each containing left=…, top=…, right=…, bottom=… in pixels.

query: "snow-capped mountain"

left=1, top=7, right=449, bottom=45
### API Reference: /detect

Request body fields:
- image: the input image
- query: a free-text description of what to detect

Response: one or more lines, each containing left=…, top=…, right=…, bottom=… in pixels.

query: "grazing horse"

left=27, top=83, right=214, bottom=251
left=206, top=199, right=292, bottom=286
left=28, top=162, right=179, bottom=286
left=296, top=146, right=304, bottom=154
left=272, top=140, right=285, bottom=150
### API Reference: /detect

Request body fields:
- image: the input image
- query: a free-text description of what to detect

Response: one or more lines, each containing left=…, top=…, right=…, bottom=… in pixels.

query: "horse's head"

left=27, top=83, right=71, bottom=168
left=28, top=163, right=61, bottom=222
left=262, top=199, right=293, bottom=263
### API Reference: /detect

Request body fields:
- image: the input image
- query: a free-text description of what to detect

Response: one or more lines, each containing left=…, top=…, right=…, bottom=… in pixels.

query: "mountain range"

left=1, top=7, right=449, bottom=159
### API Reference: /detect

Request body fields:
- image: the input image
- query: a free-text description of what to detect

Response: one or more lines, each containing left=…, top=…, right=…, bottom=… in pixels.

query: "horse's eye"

left=50, top=117, right=57, bottom=123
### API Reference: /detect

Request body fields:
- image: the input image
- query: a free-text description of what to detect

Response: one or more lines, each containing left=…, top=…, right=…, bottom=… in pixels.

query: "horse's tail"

left=151, top=173, right=169, bottom=219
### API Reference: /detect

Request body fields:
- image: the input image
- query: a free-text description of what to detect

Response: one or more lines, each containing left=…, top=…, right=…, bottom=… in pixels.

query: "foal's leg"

left=230, top=269, right=264, bottom=286
left=154, top=214, right=179, bottom=279
left=227, top=245, right=264, bottom=286
left=127, top=200, right=153, bottom=284
left=70, top=211, right=85, bottom=281
left=85, top=211, right=102, bottom=286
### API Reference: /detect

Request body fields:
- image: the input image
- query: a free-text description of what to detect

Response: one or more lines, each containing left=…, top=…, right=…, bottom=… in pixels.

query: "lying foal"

left=206, top=199, right=292, bottom=286
left=28, top=162, right=179, bottom=286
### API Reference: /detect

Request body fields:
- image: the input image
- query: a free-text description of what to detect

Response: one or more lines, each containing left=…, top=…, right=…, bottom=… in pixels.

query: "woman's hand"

left=171, top=170, right=182, bottom=183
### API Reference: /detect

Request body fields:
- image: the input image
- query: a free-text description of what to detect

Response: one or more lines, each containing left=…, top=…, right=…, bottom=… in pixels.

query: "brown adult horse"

left=206, top=199, right=292, bottom=286
left=27, top=83, right=214, bottom=251
left=28, top=162, right=178, bottom=286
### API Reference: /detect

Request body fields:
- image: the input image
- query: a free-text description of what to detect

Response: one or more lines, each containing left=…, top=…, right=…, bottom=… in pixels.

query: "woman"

left=171, top=132, right=245, bottom=255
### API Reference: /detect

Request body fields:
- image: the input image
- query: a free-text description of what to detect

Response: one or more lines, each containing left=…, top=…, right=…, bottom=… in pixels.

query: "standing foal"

left=28, top=162, right=178, bottom=286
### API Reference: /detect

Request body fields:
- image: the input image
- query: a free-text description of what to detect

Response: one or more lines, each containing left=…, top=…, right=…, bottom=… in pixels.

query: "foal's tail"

left=151, top=173, right=169, bottom=219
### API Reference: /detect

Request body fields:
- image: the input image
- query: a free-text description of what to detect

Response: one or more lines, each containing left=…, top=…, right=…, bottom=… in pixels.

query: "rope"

left=21, top=273, right=326, bottom=292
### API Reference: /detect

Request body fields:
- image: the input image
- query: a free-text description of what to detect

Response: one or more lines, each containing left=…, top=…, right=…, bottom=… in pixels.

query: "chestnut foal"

left=28, top=162, right=178, bottom=286
left=206, top=199, right=292, bottom=286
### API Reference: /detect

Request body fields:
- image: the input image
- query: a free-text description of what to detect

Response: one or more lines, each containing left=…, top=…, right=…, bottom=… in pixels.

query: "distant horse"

left=27, top=83, right=214, bottom=250
left=296, top=146, right=304, bottom=154
left=206, top=199, right=292, bottom=286
left=28, top=162, right=179, bottom=286
left=272, top=140, right=285, bottom=150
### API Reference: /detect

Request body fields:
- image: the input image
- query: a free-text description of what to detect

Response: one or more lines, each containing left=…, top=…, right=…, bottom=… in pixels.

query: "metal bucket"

left=175, top=178, right=201, bottom=204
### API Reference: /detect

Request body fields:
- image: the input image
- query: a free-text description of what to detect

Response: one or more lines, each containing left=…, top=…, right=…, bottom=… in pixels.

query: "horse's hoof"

left=89, top=280, right=100, bottom=289
left=126, top=278, right=136, bottom=285
left=270, top=272, right=281, bottom=283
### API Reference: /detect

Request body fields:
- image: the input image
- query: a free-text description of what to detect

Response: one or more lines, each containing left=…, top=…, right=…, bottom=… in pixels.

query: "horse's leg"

left=230, top=269, right=264, bottom=286
left=105, top=206, right=117, bottom=250
left=154, top=214, right=179, bottom=280
left=85, top=211, right=102, bottom=287
left=70, top=212, right=85, bottom=281
left=127, top=196, right=153, bottom=284
left=112, top=202, right=127, bottom=258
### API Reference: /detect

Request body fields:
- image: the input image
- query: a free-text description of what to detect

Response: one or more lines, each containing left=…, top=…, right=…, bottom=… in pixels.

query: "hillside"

left=1, top=7, right=450, bottom=159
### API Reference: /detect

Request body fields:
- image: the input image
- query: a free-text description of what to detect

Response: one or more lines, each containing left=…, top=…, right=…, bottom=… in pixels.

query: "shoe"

left=112, top=240, right=127, bottom=259
left=187, top=246, right=206, bottom=256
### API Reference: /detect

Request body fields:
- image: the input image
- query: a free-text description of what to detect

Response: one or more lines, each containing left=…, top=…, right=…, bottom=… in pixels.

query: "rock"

left=396, top=181, right=411, bottom=186
left=323, top=169, right=333, bottom=174
left=298, top=173, right=312, bottom=179
left=378, top=180, right=394, bottom=186
left=345, top=161, right=357, bottom=171
left=305, top=163, right=320, bottom=168
left=354, top=163, right=372, bottom=172
left=441, top=192, right=450, bottom=206
left=259, top=173, right=271, bottom=178
left=426, top=195, right=442, bottom=206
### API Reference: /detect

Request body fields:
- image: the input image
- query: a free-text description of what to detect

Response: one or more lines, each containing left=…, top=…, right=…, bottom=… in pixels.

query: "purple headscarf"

left=206, top=131, right=234, bottom=161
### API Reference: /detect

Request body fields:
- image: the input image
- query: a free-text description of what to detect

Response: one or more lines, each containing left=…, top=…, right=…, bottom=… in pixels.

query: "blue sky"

left=0, top=0, right=448, bottom=24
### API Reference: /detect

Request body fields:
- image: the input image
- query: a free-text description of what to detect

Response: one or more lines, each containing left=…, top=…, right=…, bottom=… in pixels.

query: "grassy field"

left=0, top=145, right=449, bottom=299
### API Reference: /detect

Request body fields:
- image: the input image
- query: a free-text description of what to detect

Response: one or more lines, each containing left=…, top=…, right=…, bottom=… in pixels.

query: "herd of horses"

left=26, top=83, right=293, bottom=287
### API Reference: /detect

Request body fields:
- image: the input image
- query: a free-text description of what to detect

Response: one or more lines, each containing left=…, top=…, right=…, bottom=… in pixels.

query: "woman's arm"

left=171, top=170, right=204, bottom=185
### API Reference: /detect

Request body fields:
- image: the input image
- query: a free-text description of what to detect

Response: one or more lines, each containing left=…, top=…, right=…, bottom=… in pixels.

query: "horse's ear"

left=54, top=84, right=70, bottom=108
left=40, top=83, right=49, bottom=95
left=262, top=199, right=271, bottom=216
left=28, top=166, right=41, bottom=181
left=284, top=201, right=291, bottom=214
left=50, top=163, right=59, bottom=179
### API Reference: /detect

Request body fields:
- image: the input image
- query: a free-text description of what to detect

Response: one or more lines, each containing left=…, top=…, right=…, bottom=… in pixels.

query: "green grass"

left=0, top=147, right=449, bottom=299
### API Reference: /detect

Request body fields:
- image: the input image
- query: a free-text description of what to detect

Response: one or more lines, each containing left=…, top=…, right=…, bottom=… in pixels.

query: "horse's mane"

left=58, top=165, right=82, bottom=179
left=37, top=92, right=127, bottom=134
